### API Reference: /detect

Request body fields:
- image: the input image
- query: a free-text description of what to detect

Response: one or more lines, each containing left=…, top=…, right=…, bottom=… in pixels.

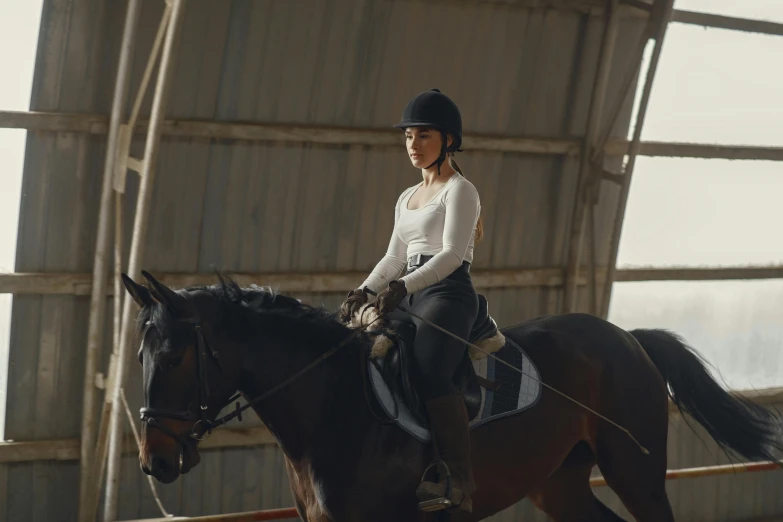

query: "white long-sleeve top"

left=360, top=173, right=481, bottom=294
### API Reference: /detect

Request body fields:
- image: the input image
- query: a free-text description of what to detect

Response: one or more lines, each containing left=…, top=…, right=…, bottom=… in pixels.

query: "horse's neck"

left=237, top=337, right=359, bottom=461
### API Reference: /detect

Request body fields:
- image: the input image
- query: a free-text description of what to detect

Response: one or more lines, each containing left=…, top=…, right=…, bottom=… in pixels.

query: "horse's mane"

left=138, top=273, right=365, bottom=354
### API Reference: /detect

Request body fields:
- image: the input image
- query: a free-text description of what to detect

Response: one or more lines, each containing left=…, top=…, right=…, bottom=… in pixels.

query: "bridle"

left=138, top=323, right=237, bottom=450
left=138, top=315, right=377, bottom=472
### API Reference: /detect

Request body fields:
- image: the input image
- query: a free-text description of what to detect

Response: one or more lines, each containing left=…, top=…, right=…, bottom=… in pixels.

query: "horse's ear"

left=140, top=270, right=189, bottom=315
left=122, top=273, right=154, bottom=308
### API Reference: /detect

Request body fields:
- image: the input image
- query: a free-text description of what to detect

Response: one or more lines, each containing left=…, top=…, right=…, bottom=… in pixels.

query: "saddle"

left=361, top=294, right=505, bottom=427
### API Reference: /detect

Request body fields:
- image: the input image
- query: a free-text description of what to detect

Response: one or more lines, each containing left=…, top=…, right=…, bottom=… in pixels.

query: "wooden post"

left=102, top=1, right=187, bottom=520
left=593, top=16, right=656, bottom=163
left=586, top=202, right=598, bottom=314
left=562, top=0, right=620, bottom=313
left=84, top=2, right=177, bottom=518
left=77, top=2, right=141, bottom=521
left=600, top=0, right=675, bottom=318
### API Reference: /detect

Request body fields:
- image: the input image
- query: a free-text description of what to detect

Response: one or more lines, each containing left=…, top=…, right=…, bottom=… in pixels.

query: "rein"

left=205, top=318, right=378, bottom=432
left=139, top=315, right=381, bottom=460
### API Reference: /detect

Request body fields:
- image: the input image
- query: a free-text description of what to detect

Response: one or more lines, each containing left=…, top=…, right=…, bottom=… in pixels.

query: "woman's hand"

left=339, top=288, right=368, bottom=323
left=375, top=280, right=407, bottom=314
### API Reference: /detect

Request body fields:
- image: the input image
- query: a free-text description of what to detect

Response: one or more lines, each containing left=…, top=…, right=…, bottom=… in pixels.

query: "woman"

left=339, top=89, right=483, bottom=514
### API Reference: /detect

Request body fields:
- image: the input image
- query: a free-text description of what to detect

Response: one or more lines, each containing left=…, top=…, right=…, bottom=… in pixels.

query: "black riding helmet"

left=394, top=89, right=463, bottom=174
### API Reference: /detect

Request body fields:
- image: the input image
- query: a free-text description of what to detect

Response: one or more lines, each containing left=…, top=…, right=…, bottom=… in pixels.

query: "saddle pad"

left=368, top=337, right=542, bottom=443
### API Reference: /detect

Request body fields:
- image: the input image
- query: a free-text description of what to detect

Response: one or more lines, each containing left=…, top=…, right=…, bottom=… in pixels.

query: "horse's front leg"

left=284, top=457, right=335, bottom=521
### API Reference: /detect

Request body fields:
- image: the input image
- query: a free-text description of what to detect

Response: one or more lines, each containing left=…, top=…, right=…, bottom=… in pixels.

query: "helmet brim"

left=393, top=121, right=444, bottom=130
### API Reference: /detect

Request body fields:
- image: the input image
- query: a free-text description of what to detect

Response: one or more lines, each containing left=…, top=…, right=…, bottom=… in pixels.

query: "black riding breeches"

left=390, top=262, right=479, bottom=401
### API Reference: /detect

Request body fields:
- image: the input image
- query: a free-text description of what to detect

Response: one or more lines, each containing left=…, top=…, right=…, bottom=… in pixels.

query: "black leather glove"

left=375, top=280, right=407, bottom=315
left=339, top=287, right=368, bottom=323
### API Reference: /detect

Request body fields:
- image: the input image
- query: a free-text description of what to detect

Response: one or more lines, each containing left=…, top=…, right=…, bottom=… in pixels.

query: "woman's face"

left=405, top=127, right=450, bottom=169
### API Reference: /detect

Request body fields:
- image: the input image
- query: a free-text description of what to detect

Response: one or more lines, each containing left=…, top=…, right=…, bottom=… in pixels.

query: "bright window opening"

left=0, top=0, right=44, bottom=439
left=608, top=1, right=783, bottom=390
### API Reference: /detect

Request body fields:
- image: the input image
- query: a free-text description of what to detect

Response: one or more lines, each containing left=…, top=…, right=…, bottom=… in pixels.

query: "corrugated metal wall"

left=6, top=1, right=781, bottom=521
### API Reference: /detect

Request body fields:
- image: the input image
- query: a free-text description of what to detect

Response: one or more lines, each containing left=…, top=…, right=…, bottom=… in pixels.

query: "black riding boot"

left=416, top=394, right=476, bottom=513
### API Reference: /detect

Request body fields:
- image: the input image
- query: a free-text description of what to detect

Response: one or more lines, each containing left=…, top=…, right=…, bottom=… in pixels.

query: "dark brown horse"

left=122, top=271, right=782, bottom=521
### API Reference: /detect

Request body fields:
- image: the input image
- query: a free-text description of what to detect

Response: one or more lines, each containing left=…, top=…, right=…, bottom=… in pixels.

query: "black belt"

left=406, top=254, right=470, bottom=273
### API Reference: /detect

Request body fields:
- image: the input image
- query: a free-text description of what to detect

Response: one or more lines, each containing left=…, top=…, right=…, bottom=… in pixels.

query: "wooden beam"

left=3, top=388, right=779, bottom=464
left=0, top=110, right=579, bottom=155
left=0, top=272, right=95, bottom=295
left=4, top=110, right=783, bottom=161
left=601, top=169, right=624, bottom=184
left=418, top=0, right=660, bottom=17
left=619, top=0, right=652, bottom=12
left=434, top=0, right=783, bottom=35
left=471, top=268, right=570, bottom=288
left=2, top=266, right=783, bottom=296
left=484, top=0, right=605, bottom=8
left=414, top=0, right=610, bottom=14
left=168, top=119, right=581, bottom=156
left=672, top=9, right=783, bottom=37
left=615, top=266, right=783, bottom=282
left=0, top=426, right=275, bottom=464
left=608, top=140, right=783, bottom=161
left=0, top=438, right=81, bottom=464
left=0, top=110, right=107, bottom=133
left=562, top=0, right=622, bottom=313
left=0, top=268, right=570, bottom=295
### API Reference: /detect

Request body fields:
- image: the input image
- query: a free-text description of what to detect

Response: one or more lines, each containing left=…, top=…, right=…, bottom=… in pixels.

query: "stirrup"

left=418, top=497, right=452, bottom=513
left=417, top=461, right=454, bottom=512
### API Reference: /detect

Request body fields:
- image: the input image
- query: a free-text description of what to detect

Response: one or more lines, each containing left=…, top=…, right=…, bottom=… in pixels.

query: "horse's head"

left=122, top=271, right=243, bottom=483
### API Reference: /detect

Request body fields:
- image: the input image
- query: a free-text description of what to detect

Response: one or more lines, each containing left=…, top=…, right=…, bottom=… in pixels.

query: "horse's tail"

left=630, top=328, right=783, bottom=462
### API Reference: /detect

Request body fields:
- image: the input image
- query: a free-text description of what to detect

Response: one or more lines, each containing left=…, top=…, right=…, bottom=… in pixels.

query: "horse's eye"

left=166, top=356, right=183, bottom=370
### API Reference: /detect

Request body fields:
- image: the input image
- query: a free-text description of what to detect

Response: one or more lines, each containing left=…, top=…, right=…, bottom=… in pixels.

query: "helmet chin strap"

left=424, top=131, right=449, bottom=175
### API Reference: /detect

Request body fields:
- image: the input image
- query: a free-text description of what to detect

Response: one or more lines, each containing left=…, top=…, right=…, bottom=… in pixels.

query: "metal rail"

left=123, top=461, right=783, bottom=521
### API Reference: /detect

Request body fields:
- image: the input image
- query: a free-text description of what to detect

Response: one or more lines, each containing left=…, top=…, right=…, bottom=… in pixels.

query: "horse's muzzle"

left=141, top=443, right=201, bottom=484
left=141, top=453, right=180, bottom=483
